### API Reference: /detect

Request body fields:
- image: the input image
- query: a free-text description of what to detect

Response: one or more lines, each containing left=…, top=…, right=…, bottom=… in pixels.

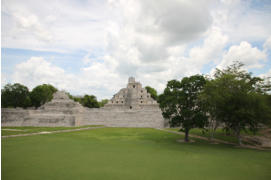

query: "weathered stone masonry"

left=1, top=77, right=165, bottom=128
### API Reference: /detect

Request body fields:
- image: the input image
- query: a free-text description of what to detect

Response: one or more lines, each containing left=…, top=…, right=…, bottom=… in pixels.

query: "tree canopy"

left=159, top=75, right=208, bottom=142
left=81, top=95, right=100, bottom=108
left=30, top=84, right=57, bottom=108
left=145, top=86, right=158, bottom=100
left=201, top=62, right=271, bottom=145
left=1, top=83, right=31, bottom=108
left=99, top=99, right=109, bottom=107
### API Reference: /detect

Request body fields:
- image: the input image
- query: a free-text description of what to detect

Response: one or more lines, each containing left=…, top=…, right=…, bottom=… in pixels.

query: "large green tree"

left=81, top=95, right=100, bottom=108
left=145, top=86, right=158, bottom=100
left=30, top=84, right=57, bottom=108
left=1, top=83, right=31, bottom=108
left=203, top=62, right=271, bottom=145
left=159, top=75, right=208, bottom=142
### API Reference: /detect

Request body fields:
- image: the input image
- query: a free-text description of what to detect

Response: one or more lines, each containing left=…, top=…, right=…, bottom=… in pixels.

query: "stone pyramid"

left=39, top=91, right=83, bottom=113
left=22, top=91, right=84, bottom=126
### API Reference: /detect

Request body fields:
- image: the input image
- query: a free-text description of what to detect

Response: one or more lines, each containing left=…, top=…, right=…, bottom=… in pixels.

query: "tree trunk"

left=210, top=129, right=214, bottom=141
left=184, top=128, right=189, bottom=142
left=237, top=129, right=242, bottom=146
left=209, top=118, right=215, bottom=141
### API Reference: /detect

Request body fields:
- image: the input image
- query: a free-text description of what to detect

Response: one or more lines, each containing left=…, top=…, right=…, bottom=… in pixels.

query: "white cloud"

left=13, top=57, right=78, bottom=91
left=97, top=0, right=215, bottom=92
left=3, top=0, right=271, bottom=98
left=211, top=0, right=271, bottom=43
left=2, top=0, right=109, bottom=52
left=217, top=41, right=267, bottom=69
left=188, top=27, right=228, bottom=67
left=264, top=69, right=271, bottom=77
left=12, top=57, right=125, bottom=99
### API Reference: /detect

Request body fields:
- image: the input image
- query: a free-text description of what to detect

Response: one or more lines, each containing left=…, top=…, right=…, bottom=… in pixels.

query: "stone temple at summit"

left=2, top=77, right=165, bottom=128
left=105, top=77, right=158, bottom=109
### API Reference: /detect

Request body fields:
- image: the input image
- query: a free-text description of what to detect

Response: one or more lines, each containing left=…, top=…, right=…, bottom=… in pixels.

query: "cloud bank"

left=2, top=0, right=271, bottom=99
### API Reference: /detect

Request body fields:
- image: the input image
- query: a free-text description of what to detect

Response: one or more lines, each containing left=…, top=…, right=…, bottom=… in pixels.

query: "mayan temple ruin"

left=1, top=77, right=165, bottom=128
left=105, top=77, right=158, bottom=109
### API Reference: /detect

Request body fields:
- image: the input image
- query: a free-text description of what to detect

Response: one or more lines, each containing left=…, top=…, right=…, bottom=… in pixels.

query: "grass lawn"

left=1, top=125, right=102, bottom=136
left=2, top=127, right=271, bottom=180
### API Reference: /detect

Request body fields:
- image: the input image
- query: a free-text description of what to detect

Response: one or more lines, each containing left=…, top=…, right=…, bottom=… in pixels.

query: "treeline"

left=67, top=94, right=108, bottom=108
left=1, top=84, right=108, bottom=109
left=158, top=62, right=271, bottom=145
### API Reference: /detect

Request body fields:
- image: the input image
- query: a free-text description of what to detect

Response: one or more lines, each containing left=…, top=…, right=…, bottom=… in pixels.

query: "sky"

left=1, top=0, right=271, bottom=100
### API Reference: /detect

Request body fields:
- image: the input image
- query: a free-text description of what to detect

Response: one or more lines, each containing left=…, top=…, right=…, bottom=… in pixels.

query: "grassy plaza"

left=2, top=127, right=271, bottom=180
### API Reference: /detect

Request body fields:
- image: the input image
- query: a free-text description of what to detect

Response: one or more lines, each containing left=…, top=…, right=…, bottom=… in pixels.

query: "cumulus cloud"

left=212, top=0, right=271, bottom=43
left=188, top=27, right=228, bottom=67
left=97, top=0, right=215, bottom=92
left=2, top=0, right=109, bottom=52
left=12, top=57, right=126, bottom=99
left=106, top=0, right=213, bottom=61
left=217, top=41, right=267, bottom=69
left=13, top=57, right=77, bottom=91
left=3, top=0, right=271, bottom=98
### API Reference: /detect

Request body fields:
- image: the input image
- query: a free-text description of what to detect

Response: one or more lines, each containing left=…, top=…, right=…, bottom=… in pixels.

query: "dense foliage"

left=200, top=62, right=271, bottom=145
left=1, top=83, right=31, bottom=108
left=159, top=62, right=271, bottom=144
left=81, top=95, right=100, bottom=108
left=159, top=75, right=208, bottom=142
left=1, top=83, right=106, bottom=109
left=99, top=99, right=109, bottom=107
left=30, top=84, right=57, bottom=108
left=145, top=86, right=158, bottom=100
left=68, top=94, right=101, bottom=108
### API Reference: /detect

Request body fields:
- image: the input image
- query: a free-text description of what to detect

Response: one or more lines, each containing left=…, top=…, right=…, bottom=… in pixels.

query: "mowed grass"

left=1, top=125, right=102, bottom=136
left=2, top=128, right=271, bottom=180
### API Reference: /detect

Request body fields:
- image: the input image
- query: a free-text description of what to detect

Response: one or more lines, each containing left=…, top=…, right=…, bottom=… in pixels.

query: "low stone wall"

left=1, top=108, right=77, bottom=127
left=1, top=107, right=165, bottom=128
left=80, top=108, right=164, bottom=128
left=1, top=108, right=29, bottom=126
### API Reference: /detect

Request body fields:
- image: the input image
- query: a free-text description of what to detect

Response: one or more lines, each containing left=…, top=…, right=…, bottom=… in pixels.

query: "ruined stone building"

left=2, top=77, right=165, bottom=128
left=105, top=77, right=158, bottom=109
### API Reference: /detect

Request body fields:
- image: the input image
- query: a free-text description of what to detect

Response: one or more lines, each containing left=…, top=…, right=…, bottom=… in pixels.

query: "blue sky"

left=2, top=0, right=271, bottom=99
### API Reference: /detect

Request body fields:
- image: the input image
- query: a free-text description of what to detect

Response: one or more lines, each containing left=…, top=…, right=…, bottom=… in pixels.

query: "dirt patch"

left=176, top=139, right=195, bottom=143
left=243, top=135, right=271, bottom=148
left=39, top=131, right=52, bottom=134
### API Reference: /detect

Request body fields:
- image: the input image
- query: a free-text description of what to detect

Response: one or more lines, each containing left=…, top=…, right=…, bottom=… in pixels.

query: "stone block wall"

left=1, top=108, right=77, bottom=127
left=1, top=108, right=29, bottom=126
left=1, top=107, right=165, bottom=128
left=80, top=108, right=164, bottom=128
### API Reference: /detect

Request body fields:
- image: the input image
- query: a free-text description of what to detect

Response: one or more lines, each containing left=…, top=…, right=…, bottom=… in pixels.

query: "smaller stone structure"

left=2, top=91, right=84, bottom=127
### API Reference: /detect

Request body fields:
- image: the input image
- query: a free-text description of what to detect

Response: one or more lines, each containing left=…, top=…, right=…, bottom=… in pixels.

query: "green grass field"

left=2, top=128, right=271, bottom=180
